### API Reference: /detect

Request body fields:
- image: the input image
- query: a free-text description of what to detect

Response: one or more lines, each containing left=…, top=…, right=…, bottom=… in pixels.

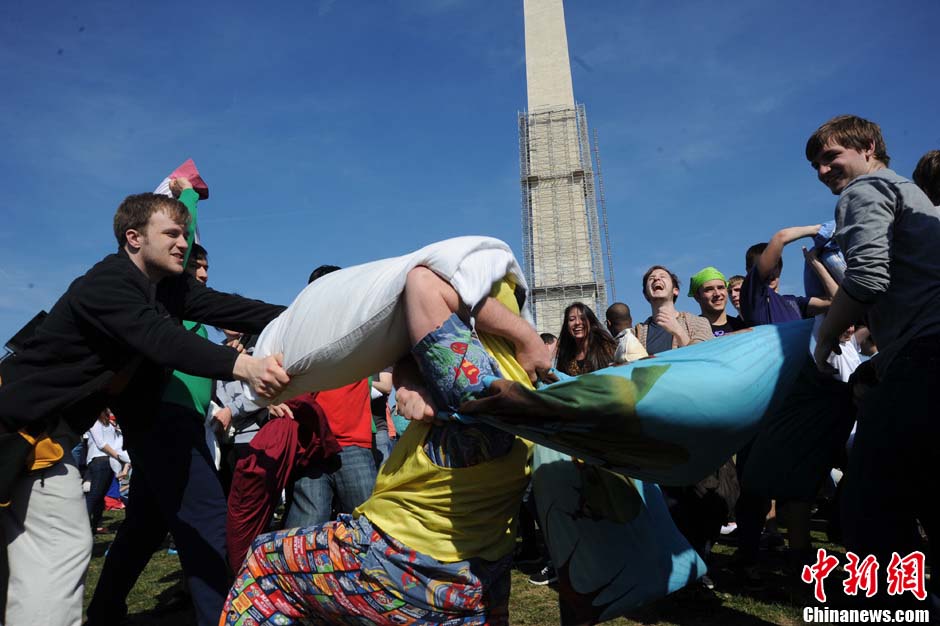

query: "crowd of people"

left=0, top=114, right=937, bottom=625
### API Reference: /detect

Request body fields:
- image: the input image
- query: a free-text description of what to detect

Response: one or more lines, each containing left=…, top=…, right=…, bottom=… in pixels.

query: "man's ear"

left=124, top=228, right=143, bottom=251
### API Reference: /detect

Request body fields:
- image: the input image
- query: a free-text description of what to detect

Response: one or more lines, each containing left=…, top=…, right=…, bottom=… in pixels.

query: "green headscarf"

left=688, top=267, right=727, bottom=297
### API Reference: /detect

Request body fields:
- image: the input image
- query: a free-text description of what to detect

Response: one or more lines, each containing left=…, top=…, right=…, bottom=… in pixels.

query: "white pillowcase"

left=246, top=236, right=530, bottom=404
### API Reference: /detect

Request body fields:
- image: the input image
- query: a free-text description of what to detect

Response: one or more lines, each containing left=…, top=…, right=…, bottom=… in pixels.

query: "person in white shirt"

left=605, top=302, right=648, bottom=364
left=85, top=409, right=130, bottom=531
left=827, top=325, right=862, bottom=383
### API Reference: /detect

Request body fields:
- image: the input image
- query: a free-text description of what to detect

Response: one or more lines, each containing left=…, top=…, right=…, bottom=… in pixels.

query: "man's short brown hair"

left=641, top=265, right=680, bottom=302
left=113, top=193, right=190, bottom=248
left=805, top=114, right=890, bottom=167
left=913, top=149, right=940, bottom=205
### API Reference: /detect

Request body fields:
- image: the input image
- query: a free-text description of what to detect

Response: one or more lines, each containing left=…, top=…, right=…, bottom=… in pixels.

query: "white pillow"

left=247, top=236, right=530, bottom=404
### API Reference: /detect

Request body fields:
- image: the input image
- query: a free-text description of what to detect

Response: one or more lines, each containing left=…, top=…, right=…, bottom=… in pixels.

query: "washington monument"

left=519, top=0, right=608, bottom=333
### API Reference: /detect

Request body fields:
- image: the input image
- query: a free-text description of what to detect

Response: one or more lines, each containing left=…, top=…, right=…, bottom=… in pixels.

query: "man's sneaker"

left=528, top=564, right=558, bottom=586
left=699, top=574, right=716, bottom=591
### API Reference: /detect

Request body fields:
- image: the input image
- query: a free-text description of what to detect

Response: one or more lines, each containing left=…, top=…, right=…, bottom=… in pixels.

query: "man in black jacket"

left=0, top=184, right=288, bottom=626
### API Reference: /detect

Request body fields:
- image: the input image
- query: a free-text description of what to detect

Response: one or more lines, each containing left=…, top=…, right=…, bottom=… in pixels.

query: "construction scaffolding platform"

left=519, top=103, right=609, bottom=333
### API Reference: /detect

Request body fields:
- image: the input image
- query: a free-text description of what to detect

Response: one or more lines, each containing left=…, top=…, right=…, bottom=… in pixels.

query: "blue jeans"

left=374, top=428, right=393, bottom=468
left=286, top=445, right=377, bottom=528
left=85, top=456, right=114, bottom=530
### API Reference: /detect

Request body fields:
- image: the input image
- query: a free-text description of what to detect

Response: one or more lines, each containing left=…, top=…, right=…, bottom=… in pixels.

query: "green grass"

left=84, top=510, right=842, bottom=625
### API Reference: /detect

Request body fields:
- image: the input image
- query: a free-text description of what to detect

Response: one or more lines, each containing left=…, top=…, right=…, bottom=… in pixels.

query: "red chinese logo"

left=798, top=549, right=927, bottom=602
left=801, top=548, right=840, bottom=602
left=885, top=551, right=926, bottom=601
left=843, top=552, right=878, bottom=597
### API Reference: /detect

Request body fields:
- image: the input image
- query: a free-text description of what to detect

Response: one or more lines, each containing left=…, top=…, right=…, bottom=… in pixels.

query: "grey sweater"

left=835, top=168, right=940, bottom=376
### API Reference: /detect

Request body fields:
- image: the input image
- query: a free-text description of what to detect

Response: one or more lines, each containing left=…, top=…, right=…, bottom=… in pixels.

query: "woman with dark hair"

left=555, top=302, right=618, bottom=376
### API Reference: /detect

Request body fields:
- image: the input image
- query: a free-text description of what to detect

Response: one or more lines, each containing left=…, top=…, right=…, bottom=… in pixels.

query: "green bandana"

left=688, top=266, right=727, bottom=297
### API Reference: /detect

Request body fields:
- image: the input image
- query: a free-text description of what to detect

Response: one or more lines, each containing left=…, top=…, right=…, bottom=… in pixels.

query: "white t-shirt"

left=86, top=421, right=130, bottom=471
left=828, top=335, right=862, bottom=383
left=612, top=328, right=649, bottom=364
left=811, top=315, right=863, bottom=382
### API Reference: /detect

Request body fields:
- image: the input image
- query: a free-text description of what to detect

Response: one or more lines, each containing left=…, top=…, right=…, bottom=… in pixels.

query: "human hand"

left=267, top=403, right=294, bottom=419
left=234, top=353, right=290, bottom=399
left=514, top=338, right=558, bottom=384
left=802, top=245, right=820, bottom=264
left=654, top=311, right=688, bottom=344
left=225, top=337, right=245, bottom=353
left=813, top=336, right=840, bottom=376
left=396, top=383, right=437, bottom=423
left=169, top=177, right=193, bottom=197
left=212, top=406, right=233, bottom=431
left=116, top=464, right=130, bottom=480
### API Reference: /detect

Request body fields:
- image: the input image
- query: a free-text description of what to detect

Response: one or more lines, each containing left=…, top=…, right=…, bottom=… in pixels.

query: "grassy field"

left=83, top=510, right=847, bottom=625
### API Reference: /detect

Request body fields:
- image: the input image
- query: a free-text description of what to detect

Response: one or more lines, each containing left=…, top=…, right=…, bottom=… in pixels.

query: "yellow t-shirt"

left=355, top=278, right=534, bottom=562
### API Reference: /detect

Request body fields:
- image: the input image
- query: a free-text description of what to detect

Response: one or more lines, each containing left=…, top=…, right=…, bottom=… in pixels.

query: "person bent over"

left=221, top=267, right=553, bottom=625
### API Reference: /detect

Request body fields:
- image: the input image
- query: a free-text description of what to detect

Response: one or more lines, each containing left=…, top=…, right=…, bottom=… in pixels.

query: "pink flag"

left=169, top=158, right=209, bottom=199
left=153, top=158, right=209, bottom=200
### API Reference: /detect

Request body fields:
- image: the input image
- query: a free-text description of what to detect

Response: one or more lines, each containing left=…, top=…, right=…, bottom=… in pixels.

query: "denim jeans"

left=374, top=428, right=393, bottom=468
left=85, top=456, right=114, bottom=530
left=286, top=445, right=377, bottom=528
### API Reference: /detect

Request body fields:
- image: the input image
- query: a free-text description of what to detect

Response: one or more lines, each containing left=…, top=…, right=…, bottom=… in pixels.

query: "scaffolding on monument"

left=518, top=103, right=608, bottom=328
left=592, top=127, right=616, bottom=301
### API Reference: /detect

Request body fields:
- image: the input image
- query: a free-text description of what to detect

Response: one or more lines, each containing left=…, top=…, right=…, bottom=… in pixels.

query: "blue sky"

left=2, top=0, right=939, bottom=346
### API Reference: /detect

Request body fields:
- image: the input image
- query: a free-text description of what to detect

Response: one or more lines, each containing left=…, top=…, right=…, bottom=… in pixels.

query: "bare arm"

left=803, top=246, right=839, bottom=298
left=403, top=267, right=553, bottom=384
left=475, top=297, right=554, bottom=383
left=758, top=225, right=821, bottom=281
left=371, top=371, right=393, bottom=395
left=100, top=443, right=122, bottom=462
left=803, top=246, right=835, bottom=316
left=392, top=356, right=437, bottom=422
left=805, top=296, right=832, bottom=316
left=854, top=326, right=877, bottom=356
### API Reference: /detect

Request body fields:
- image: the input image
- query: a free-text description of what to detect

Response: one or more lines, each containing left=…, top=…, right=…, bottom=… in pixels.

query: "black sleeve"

left=169, top=274, right=286, bottom=335
left=71, top=270, right=241, bottom=380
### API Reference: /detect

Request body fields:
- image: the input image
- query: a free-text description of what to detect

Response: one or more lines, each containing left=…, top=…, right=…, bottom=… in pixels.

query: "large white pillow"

left=247, top=236, right=530, bottom=404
